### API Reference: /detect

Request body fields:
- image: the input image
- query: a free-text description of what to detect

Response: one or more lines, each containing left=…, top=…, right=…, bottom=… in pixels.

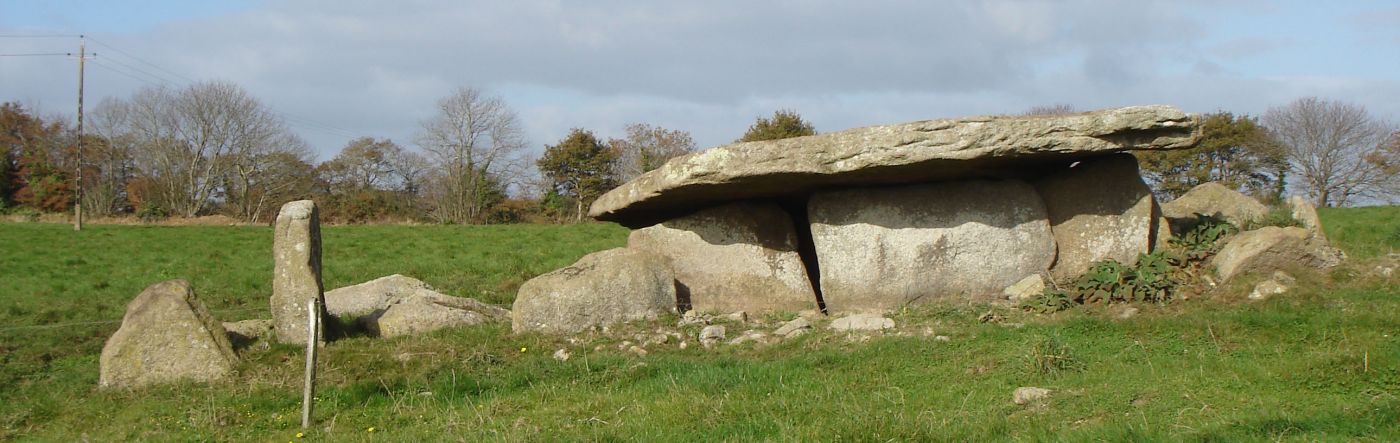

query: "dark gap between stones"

left=778, top=195, right=827, bottom=315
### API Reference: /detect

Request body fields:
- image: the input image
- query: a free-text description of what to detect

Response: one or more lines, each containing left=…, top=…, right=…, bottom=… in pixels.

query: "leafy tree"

left=609, top=123, right=696, bottom=182
left=1, top=102, right=74, bottom=212
left=1264, top=97, right=1399, bottom=207
left=1137, top=112, right=1286, bottom=201
left=737, top=109, right=815, bottom=142
left=537, top=129, right=617, bottom=223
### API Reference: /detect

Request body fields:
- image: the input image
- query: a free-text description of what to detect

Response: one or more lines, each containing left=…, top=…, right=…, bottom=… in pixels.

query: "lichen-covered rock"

left=365, top=295, right=506, bottom=338
left=1286, top=196, right=1327, bottom=240
left=100, top=280, right=238, bottom=388
left=270, top=200, right=332, bottom=344
left=628, top=201, right=816, bottom=314
left=1002, top=274, right=1048, bottom=302
left=1212, top=227, right=1343, bottom=282
left=592, top=106, right=1201, bottom=227
left=513, top=248, right=676, bottom=334
left=1162, top=182, right=1268, bottom=231
left=1035, top=154, right=1160, bottom=280
left=829, top=313, right=895, bottom=331
left=222, top=319, right=274, bottom=350
left=325, top=274, right=425, bottom=317
left=810, top=179, right=1055, bottom=313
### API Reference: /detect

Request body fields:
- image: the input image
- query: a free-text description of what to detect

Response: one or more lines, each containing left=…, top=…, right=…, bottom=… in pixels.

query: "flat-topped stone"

left=591, top=106, right=1200, bottom=227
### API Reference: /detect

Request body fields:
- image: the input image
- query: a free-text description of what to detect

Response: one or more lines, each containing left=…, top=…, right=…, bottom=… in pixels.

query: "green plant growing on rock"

left=1169, top=214, right=1238, bottom=262
left=1243, top=204, right=1303, bottom=231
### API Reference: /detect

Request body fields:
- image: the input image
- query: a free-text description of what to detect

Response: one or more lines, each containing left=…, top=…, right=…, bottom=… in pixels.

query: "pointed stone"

left=100, top=280, right=238, bottom=388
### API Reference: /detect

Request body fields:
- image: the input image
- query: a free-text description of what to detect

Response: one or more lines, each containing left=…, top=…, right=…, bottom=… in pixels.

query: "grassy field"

left=1, top=207, right=1397, bottom=441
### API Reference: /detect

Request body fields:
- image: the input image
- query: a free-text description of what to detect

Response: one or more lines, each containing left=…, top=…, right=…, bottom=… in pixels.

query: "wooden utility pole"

left=73, top=35, right=86, bottom=231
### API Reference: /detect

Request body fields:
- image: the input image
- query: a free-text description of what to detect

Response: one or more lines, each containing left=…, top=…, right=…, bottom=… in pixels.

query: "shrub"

left=1023, top=289, right=1073, bottom=314
left=135, top=202, right=169, bottom=223
left=1069, top=251, right=1179, bottom=304
left=1026, top=335, right=1081, bottom=376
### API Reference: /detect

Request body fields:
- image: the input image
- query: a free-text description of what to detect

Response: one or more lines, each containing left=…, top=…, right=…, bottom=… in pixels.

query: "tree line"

left=4, top=84, right=1395, bottom=226
left=0, top=82, right=817, bottom=224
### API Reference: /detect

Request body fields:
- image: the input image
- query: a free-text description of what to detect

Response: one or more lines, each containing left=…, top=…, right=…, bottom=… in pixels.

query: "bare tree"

left=1263, top=97, right=1399, bottom=207
left=83, top=97, right=138, bottom=216
left=415, top=88, right=526, bottom=223
left=387, top=147, right=430, bottom=195
left=1023, top=104, right=1077, bottom=116
left=224, top=132, right=314, bottom=223
left=608, top=123, right=697, bottom=182
left=123, top=81, right=293, bottom=217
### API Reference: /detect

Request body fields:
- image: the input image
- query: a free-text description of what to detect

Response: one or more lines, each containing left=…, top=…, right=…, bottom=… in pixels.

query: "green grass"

left=1320, top=205, right=1400, bottom=259
left=1, top=208, right=1398, bottom=441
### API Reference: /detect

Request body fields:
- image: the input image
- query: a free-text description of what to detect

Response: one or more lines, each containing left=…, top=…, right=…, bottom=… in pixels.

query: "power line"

left=91, top=52, right=185, bottom=86
left=0, top=52, right=69, bottom=57
left=87, top=37, right=196, bottom=84
left=0, top=34, right=81, bottom=38
left=88, top=58, right=165, bottom=87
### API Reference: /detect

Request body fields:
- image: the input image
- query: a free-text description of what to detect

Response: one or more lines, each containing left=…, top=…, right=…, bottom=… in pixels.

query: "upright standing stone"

left=1034, top=154, right=1160, bottom=280
left=628, top=201, right=818, bottom=314
left=272, top=200, right=331, bottom=343
left=810, top=179, right=1056, bottom=313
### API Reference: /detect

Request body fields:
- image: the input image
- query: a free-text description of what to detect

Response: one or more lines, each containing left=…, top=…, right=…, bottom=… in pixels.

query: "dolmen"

left=514, top=106, right=1202, bottom=333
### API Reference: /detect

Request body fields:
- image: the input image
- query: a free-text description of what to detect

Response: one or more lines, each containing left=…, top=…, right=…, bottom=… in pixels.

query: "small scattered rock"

left=700, top=325, right=726, bottom=348
left=553, top=348, right=571, bottom=362
left=728, top=330, right=769, bottom=346
left=1013, top=387, right=1052, bottom=405
left=678, top=340, right=690, bottom=350
left=1002, top=274, right=1047, bottom=302
left=1378, top=266, right=1394, bottom=278
left=616, top=340, right=635, bottom=351
left=1114, top=306, right=1140, bottom=320
left=646, top=334, right=670, bottom=346
left=628, top=345, right=648, bottom=356
left=829, top=313, right=894, bottom=331
left=773, top=317, right=812, bottom=337
left=679, top=310, right=709, bottom=327
left=934, top=335, right=951, bottom=342
left=721, top=311, right=749, bottom=323
left=1248, top=279, right=1291, bottom=301
left=977, top=311, right=1004, bottom=324
left=223, top=318, right=274, bottom=350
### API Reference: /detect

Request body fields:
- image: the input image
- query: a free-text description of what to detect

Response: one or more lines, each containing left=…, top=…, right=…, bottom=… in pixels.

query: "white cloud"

left=2, top=0, right=1396, bottom=160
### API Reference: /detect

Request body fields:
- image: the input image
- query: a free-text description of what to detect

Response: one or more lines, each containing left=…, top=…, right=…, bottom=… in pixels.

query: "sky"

left=2, top=0, right=1399, bottom=162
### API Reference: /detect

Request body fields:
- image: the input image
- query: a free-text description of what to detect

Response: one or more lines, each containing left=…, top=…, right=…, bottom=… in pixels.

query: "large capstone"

left=513, top=248, right=677, bottom=334
left=627, top=201, right=817, bottom=314
left=591, top=106, right=1200, bottom=227
left=270, top=200, right=332, bottom=344
left=809, top=179, right=1056, bottom=313
left=1034, top=154, right=1161, bottom=280
left=100, top=280, right=238, bottom=388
